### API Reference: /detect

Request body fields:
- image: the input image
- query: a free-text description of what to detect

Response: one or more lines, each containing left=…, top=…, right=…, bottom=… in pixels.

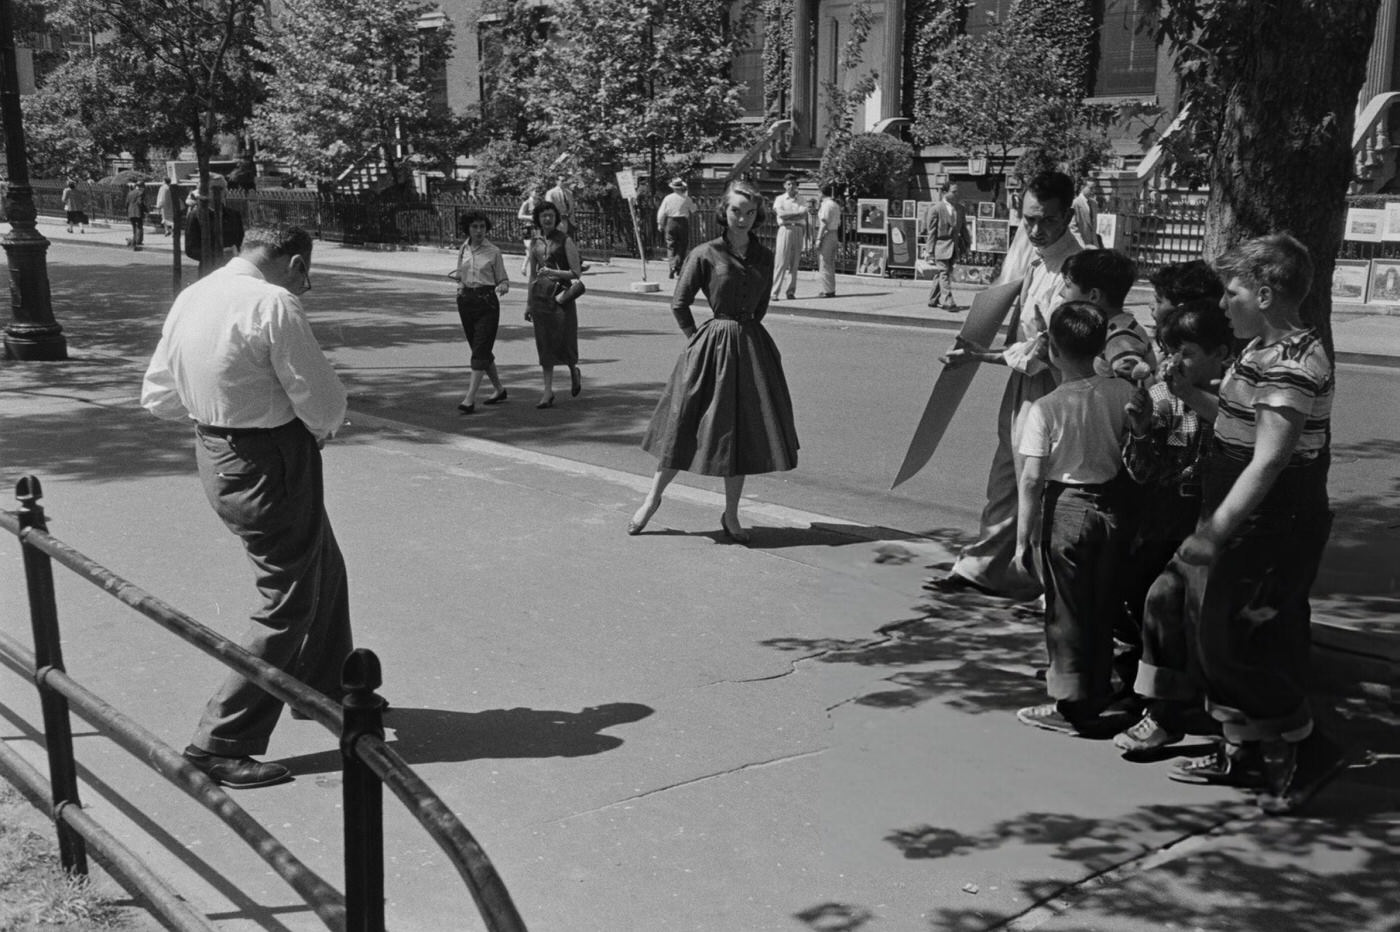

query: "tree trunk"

left=1204, top=1, right=1381, bottom=361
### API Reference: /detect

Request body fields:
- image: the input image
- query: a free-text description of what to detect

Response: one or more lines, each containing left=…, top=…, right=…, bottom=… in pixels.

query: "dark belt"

left=714, top=313, right=755, bottom=322
left=461, top=283, right=496, bottom=292
left=196, top=420, right=295, bottom=440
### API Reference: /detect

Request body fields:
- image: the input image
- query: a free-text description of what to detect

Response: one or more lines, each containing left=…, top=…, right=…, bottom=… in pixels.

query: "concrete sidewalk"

left=2, top=220, right=1397, bottom=930
left=31, top=214, right=1400, bottom=367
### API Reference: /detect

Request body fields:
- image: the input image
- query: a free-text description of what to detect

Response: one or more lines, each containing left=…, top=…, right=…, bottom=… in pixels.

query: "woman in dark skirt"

left=450, top=210, right=510, bottom=413
left=629, top=180, right=800, bottom=543
left=524, top=201, right=583, bottom=408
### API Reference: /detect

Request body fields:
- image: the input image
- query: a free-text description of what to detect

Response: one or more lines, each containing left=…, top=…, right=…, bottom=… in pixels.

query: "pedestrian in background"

left=924, top=181, right=967, bottom=310
left=516, top=183, right=545, bottom=278
left=815, top=183, right=842, bottom=297
left=1072, top=179, right=1101, bottom=248
left=450, top=210, right=510, bottom=414
left=545, top=173, right=578, bottom=239
left=140, top=223, right=351, bottom=790
left=770, top=173, right=807, bottom=301
left=631, top=180, right=800, bottom=542
left=126, top=181, right=147, bottom=250
left=656, top=177, right=697, bottom=279
left=62, top=181, right=87, bottom=234
left=156, top=178, right=177, bottom=236
left=524, top=201, right=583, bottom=408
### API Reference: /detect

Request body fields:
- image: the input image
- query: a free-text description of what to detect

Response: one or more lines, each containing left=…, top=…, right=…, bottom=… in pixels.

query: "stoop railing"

left=0, top=475, right=527, bottom=932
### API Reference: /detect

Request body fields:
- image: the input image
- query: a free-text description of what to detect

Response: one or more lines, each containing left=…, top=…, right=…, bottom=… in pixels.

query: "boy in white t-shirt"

left=1012, top=300, right=1135, bottom=735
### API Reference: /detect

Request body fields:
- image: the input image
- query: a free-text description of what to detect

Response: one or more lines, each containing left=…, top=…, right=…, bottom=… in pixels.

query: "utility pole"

left=1, top=0, right=66, bottom=360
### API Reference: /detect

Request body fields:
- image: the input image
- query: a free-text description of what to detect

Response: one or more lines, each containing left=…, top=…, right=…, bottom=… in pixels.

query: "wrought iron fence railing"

left=0, top=475, right=527, bottom=932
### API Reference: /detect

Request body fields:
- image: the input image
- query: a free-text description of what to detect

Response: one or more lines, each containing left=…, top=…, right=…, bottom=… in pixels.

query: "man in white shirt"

left=771, top=173, right=808, bottom=300
left=546, top=173, right=577, bottom=238
left=141, top=224, right=351, bottom=789
left=655, top=177, right=698, bottom=278
left=928, top=171, right=1084, bottom=599
left=815, top=184, right=842, bottom=297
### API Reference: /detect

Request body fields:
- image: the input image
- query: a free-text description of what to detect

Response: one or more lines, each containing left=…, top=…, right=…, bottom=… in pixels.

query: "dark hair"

left=242, top=223, right=313, bottom=259
left=459, top=210, right=492, bottom=234
left=1025, top=170, right=1074, bottom=214
left=1048, top=299, right=1108, bottom=360
left=531, top=200, right=560, bottom=228
left=1156, top=297, right=1233, bottom=353
left=821, top=183, right=836, bottom=197
left=783, top=172, right=799, bottom=183
left=714, top=180, right=767, bottom=230
left=1148, top=259, right=1223, bottom=307
left=1063, top=249, right=1137, bottom=309
left=1214, top=232, right=1314, bottom=305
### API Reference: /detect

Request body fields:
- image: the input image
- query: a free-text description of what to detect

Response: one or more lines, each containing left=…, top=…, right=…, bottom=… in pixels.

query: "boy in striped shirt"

left=1169, top=233, right=1343, bottom=814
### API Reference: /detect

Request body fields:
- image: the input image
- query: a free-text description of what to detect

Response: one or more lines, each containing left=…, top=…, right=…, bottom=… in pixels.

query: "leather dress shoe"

left=183, top=746, right=292, bottom=789
left=921, top=573, right=997, bottom=596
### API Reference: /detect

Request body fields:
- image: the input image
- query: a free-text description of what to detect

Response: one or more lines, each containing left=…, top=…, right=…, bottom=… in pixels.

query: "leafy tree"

left=821, top=132, right=914, bottom=198
left=1157, top=0, right=1382, bottom=358
left=523, top=0, right=754, bottom=182
left=52, top=0, right=264, bottom=273
left=475, top=1, right=553, bottom=147
left=249, top=0, right=470, bottom=186
left=817, top=0, right=877, bottom=166
left=761, top=0, right=792, bottom=116
left=469, top=138, right=563, bottom=197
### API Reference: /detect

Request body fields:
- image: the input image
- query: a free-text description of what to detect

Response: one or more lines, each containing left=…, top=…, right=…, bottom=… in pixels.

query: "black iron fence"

left=0, top=475, right=527, bottom=932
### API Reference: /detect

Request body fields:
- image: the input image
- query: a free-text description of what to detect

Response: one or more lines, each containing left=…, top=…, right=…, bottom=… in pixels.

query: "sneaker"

left=1017, top=702, right=1083, bottom=735
left=1168, top=739, right=1266, bottom=788
left=1257, top=733, right=1347, bottom=815
left=1114, top=711, right=1184, bottom=754
left=182, top=746, right=292, bottom=789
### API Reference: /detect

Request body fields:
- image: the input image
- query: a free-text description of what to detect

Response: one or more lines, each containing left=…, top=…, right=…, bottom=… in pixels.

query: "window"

left=965, top=0, right=1015, bottom=40
left=1092, top=0, right=1158, bottom=98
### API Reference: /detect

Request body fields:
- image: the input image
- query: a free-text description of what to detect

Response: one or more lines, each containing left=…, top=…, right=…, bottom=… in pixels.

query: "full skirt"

left=641, top=318, right=799, bottom=476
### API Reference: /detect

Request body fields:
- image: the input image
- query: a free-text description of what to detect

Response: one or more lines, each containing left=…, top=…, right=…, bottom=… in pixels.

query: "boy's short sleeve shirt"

left=1020, top=376, right=1134, bottom=484
left=1215, top=329, right=1333, bottom=464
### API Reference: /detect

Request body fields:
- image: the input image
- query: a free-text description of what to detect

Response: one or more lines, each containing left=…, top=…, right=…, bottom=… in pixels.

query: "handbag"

left=555, top=279, right=586, bottom=304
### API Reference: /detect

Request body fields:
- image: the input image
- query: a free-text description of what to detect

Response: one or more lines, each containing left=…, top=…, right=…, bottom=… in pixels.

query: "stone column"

left=1362, top=0, right=1398, bottom=106
left=790, top=0, right=812, bottom=147
left=881, top=0, right=904, bottom=120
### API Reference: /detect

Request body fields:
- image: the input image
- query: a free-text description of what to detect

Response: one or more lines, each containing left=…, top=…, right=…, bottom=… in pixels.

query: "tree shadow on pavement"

left=277, top=701, right=654, bottom=776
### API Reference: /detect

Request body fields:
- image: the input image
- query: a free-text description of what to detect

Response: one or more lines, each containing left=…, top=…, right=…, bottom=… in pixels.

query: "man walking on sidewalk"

left=141, top=224, right=352, bottom=789
left=924, top=181, right=967, bottom=310
left=125, top=182, right=147, bottom=250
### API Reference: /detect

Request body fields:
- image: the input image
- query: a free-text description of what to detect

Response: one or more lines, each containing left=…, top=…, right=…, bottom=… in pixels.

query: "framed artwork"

left=903, top=200, right=916, bottom=221
left=888, top=200, right=903, bottom=219
left=856, top=244, right=887, bottom=276
left=857, top=199, right=888, bottom=233
left=1346, top=207, right=1386, bottom=242
left=1097, top=213, right=1120, bottom=250
left=976, top=200, right=997, bottom=219
left=973, top=218, right=1010, bottom=254
left=1385, top=202, right=1400, bottom=241
left=886, top=218, right=919, bottom=268
left=1332, top=259, right=1370, bottom=302
left=1367, top=258, right=1400, bottom=303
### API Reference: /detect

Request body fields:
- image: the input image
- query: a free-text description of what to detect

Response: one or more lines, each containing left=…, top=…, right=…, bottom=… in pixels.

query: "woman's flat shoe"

left=535, top=395, right=556, bottom=409
left=483, top=389, right=508, bottom=405
left=457, top=402, right=475, bottom=415
left=719, top=513, right=752, bottom=545
left=627, top=502, right=659, bottom=536
left=570, top=367, right=582, bottom=397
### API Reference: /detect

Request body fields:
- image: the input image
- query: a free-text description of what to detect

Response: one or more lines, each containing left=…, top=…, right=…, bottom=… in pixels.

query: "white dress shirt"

left=1001, top=230, right=1083, bottom=376
left=141, top=257, right=347, bottom=439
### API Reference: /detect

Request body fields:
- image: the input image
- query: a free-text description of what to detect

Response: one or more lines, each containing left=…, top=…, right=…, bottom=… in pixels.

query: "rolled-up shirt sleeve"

left=268, top=296, right=347, bottom=439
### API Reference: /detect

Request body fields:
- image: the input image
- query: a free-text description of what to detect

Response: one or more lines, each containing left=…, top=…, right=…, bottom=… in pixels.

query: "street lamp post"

left=0, top=0, right=66, bottom=361
left=647, top=132, right=659, bottom=200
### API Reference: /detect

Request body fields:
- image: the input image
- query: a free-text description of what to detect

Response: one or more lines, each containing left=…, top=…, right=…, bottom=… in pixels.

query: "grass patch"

left=0, top=784, right=127, bottom=931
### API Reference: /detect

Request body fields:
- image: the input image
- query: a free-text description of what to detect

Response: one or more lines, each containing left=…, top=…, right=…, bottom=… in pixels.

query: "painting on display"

left=976, top=201, right=997, bottom=219
left=1331, top=259, right=1370, bottom=302
left=973, top=218, right=1010, bottom=254
left=1346, top=207, right=1386, bottom=242
left=856, top=244, right=887, bottom=276
left=903, top=200, right=916, bottom=221
left=1367, top=258, right=1400, bottom=303
left=886, top=219, right=919, bottom=268
left=857, top=199, right=888, bottom=233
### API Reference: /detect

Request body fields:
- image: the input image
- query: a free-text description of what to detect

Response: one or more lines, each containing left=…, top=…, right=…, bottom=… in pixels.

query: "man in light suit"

left=924, top=182, right=967, bottom=310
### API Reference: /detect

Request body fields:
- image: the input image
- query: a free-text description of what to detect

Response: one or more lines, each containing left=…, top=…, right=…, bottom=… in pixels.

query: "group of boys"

left=934, top=173, right=1343, bottom=816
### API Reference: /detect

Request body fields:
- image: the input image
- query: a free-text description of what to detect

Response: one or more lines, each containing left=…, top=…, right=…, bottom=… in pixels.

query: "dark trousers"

left=664, top=218, right=690, bottom=278
left=192, top=420, right=352, bottom=757
left=130, top=218, right=144, bottom=247
left=1039, top=480, right=1129, bottom=705
left=1193, top=450, right=1331, bottom=743
left=1134, top=556, right=1199, bottom=702
left=456, top=288, right=501, bottom=370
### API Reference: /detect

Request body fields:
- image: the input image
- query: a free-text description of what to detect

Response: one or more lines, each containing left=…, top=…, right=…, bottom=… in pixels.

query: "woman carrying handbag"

left=523, top=201, right=584, bottom=409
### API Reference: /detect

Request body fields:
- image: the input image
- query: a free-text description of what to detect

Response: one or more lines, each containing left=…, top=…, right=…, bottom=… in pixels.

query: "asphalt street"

left=0, top=238, right=1397, bottom=931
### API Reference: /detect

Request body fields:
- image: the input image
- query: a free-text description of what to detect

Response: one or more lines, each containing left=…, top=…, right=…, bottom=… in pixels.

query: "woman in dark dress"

left=629, top=181, right=800, bottom=543
left=524, top=201, right=583, bottom=408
